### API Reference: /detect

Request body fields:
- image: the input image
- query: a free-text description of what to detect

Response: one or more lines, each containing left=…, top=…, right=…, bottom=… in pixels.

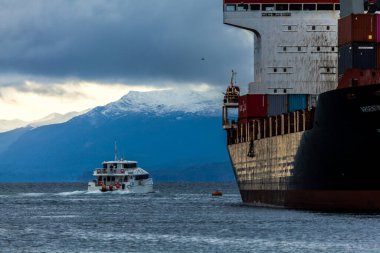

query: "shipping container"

left=267, top=94, right=287, bottom=117
left=288, top=94, right=307, bottom=112
left=337, top=69, right=380, bottom=89
left=338, top=43, right=377, bottom=76
left=378, top=14, right=380, bottom=42
left=238, top=94, right=267, bottom=120
left=338, top=14, right=377, bottom=47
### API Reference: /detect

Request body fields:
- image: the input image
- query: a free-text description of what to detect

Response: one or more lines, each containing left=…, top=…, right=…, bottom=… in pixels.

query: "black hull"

left=228, top=84, right=380, bottom=212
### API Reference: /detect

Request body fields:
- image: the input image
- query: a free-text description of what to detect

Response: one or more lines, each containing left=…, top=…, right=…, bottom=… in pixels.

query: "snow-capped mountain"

left=0, top=88, right=232, bottom=182
left=97, top=89, right=221, bottom=117
left=29, top=109, right=91, bottom=128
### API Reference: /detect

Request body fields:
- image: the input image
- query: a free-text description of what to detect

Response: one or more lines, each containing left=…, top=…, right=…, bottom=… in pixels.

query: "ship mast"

left=114, top=141, right=118, bottom=161
left=222, top=70, right=240, bottom=130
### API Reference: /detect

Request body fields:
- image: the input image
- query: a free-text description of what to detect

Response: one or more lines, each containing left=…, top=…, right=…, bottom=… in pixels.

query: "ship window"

left=124, top=176, right=128, bottom=181
left=111, top=176, right=115, bottom=181
left=274, top=68, right=277, bottom=73
left=262, top=4, right=274, bottom=11
left=283, top=68, right=287, bottom=73
left=276, top=4, right=288, bottom=11
left=135, top=174, right=149, bottom=180
left=237, top=4, right=248, bottom=11
left=289, top=4, right=302, bottom=11
left=103, top=164, right=107, bottom=169
left=226, top=4, right=236, bottom=12
left=298, top=46, right=302, bottom=52
left=335, top=4, right=340, bottom=11
left=331, top=47, right=335, bottom=51
left=326, top=68, right=330, bottom=72
left=317, top=4, right=334, bottom=11
left=317, top=46, right=321, bottom=51
left=312, top=25, right=316, bottom=30
left=124, top=163, right=137, bottom=168
left=250, top=4, right=260, bottom=11
left=303, top=4, right=316, bottom=11
left=287, top=26, right=291, bottom=31
left=283, top=89, right=287, bottom=93
left=274, top=89, right=277, bottom=93
left=107, top=176, right=110, bottom=181
left=326, top=25, right=330, bottom=30
left=283, top=46, right=287, bottom=51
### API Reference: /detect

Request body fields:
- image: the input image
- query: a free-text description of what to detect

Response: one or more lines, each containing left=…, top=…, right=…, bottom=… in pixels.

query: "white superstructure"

left=87, top=160, right=154, bottom=193
left=223, top=1, right=340, bottom=95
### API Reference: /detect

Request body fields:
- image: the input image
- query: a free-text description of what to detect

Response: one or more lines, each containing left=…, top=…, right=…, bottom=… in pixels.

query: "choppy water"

left=0, top=182, right=379, bottom=253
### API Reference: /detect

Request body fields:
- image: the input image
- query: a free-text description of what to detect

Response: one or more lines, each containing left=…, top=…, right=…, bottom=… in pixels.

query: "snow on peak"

left=100, top=89, right=221, bottom=116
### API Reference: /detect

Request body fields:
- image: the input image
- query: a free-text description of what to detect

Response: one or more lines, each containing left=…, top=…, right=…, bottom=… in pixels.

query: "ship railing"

left=231, top=109, right=315, bottom=145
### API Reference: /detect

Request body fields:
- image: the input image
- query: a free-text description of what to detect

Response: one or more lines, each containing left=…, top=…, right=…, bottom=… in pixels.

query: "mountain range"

left=0, top=89, right=233, bottom=182
left=0, top=110, right=89, bottom=133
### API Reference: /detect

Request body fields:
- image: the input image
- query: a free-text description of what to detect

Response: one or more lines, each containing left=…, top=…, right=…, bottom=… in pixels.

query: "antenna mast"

left=114, top=141, right=118, bottom=161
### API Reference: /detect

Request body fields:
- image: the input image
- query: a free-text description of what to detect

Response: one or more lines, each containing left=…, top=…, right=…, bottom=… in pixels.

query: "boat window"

left=124, top=176, right=128, bottom=181
left=123, top=163, right=137, bottom=168
left=107, top=176, right=110, bottom=182
left=135, top=174, right=149, bottom=180
left=250, top=4, right=260, bottom=11
left=262, top=4, right=274, bottom=11
left=98, top=176, right=103, bottom=181
left=111, top=176, right=115, bottom=181
left=226, top=4, right=236, bottom=12
left=103, top=164, right=107, bottom=169
left=303, top=4, right=316, bottom=11
left=335, top=4, right=340, bottom=10
left=317, top=4, right=334, bottom=11
left=276, top=4, right=288, bottom=11
left=237, top=4, right=248, bottom=11
left=289, top=4, right=302, bottom=11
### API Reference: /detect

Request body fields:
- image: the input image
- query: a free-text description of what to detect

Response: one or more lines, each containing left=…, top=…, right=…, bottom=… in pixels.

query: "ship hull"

left=240, top=190, right=380, bottom=212
left=228, top=84, right=380, bottom=212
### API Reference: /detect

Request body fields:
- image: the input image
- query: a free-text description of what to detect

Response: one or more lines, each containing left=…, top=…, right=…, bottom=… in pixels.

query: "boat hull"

left=87, top=180, right=154, bottom=194
left=228, top=84, right=380, bottom=212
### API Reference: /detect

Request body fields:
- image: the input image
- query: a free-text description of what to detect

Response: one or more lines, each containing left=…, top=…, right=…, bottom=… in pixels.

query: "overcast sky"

left=0, top=0, right=253, bottom=121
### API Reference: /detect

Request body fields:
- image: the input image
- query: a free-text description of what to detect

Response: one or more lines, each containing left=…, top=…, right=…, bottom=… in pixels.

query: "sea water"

left=0, top=182, right=379, bottom=253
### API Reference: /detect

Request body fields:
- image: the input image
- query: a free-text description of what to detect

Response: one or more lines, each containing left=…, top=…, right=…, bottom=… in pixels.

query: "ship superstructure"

left=222, top=0, right=380, bottom=211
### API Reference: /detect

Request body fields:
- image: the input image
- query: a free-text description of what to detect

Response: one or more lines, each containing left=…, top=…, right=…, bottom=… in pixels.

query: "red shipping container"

left=238, top=94, right=267, bottom=120
left=337, top=69, right=380, bottom=89
left=338, top=14, right=377, bottom=47
left=378, top=14, right=380, bottom=42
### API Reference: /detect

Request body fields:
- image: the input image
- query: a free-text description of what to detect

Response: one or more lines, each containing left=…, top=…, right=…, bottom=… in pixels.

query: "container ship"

left=222, top=0, right=380, bottom=212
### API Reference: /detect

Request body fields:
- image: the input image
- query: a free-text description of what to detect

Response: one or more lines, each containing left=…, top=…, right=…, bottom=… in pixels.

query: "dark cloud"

left=0, top=0, right=253, bottom=87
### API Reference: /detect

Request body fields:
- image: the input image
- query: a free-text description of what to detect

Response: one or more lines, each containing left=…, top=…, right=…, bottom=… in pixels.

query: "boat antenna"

left=230, top=70, right=237, bottom=88
left=114, top=141, right=118, bottom=161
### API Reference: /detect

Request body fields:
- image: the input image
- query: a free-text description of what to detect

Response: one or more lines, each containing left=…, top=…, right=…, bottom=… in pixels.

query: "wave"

left=55, top=191, right=87, bottom=196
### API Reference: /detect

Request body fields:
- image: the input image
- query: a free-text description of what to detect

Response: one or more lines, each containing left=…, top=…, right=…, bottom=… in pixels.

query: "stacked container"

left=238, top=94, right=267, bottom=123
left=267, top=95, right=287, bottom=117
left=338, top=13, right=380, bottom=88
left=288, top=94, right=308, bottom=112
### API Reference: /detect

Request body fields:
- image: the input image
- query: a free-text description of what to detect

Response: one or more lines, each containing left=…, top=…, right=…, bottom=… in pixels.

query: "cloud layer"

left=0, top=0, right=253, bottom=87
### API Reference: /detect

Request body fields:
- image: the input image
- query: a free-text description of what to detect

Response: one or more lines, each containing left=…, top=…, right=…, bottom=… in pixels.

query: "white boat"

left=87, top=159, right=154, bottom=193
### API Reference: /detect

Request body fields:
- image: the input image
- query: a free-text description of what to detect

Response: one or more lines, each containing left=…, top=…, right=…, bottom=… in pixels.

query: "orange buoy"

left=212, top=190, right=222, bottom=196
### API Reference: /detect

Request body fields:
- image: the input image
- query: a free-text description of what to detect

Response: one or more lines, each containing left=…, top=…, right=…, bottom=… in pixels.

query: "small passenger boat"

left=88, top=159, right=154, bottom=193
